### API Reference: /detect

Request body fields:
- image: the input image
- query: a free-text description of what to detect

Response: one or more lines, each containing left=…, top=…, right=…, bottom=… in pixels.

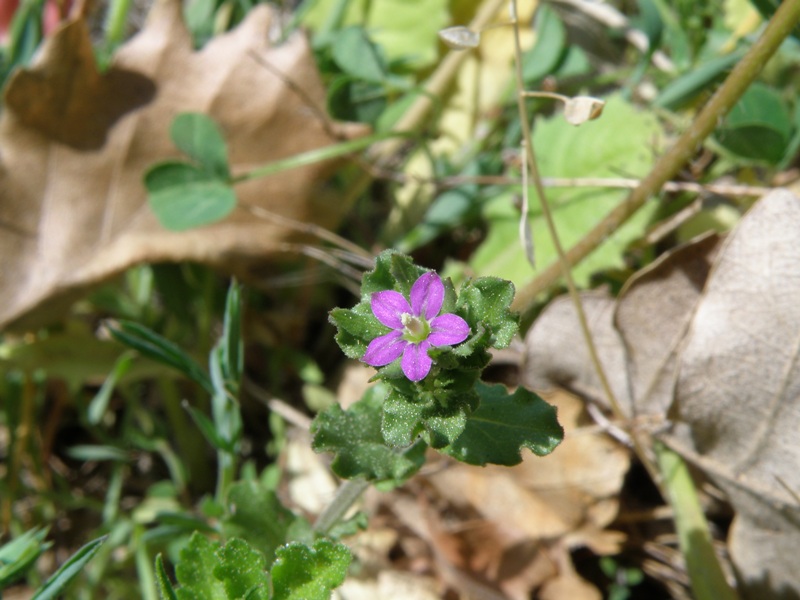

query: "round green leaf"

left=170, top=112, right=229, bottom=177
left=146, top=164, right=236, bottom=231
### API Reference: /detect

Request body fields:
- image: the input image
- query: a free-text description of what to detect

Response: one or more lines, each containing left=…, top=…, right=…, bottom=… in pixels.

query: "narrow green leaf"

left=442, top=383, right=563, bottom=466
left=66, top=445, right=130, bottom=462
left=311, top=383, right=426, bottom=484
left=522, top=4, right=567, bottom=83
left=185, top=403, right=236, bottom=453
left=270, top=540, right=351, bottom=600
left=170, top=113, right=230, bottom=178
left=0, top=528, right=50, bottom=587
left=155, top=554, right=179, bottom=600
left=107, top=321, right=213, bottom=394
left=31, top=536, right=107, bottom=600
left=654, top=51, right=744, bottom=109
left=220, top=279, right=243, bottom=392
left=87, top=351, right=134, bottom=424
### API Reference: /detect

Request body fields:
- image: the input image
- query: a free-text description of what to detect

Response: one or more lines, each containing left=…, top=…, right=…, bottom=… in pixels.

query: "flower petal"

left=371, top=290, right=411, bottom=329
left=410, top=272, right=444, bottom=320
left=428, top=314, right=470, bottom=346
left=363, top=331, right=406, bottom=366
left=401, top=341, right=433, bottom=382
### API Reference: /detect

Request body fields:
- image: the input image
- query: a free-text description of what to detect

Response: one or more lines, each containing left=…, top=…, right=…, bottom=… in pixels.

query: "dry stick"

left=513, top=0, right=800, bottom=315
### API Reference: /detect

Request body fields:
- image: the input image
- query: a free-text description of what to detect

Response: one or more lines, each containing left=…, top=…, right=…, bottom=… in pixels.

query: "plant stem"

left=312, top=479, right=370, bottom=535
left=512, top=0, right=800, bottom=315
left=655, top=442, right=739, bottom=600
left=231, top=130, right=403, bottom=184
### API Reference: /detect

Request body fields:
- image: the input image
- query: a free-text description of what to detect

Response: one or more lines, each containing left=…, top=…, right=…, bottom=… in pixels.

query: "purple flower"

left=362, top=272, right=470, bottom=382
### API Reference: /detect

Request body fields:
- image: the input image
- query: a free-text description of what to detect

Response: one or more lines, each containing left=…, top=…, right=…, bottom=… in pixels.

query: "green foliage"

left=311, top=383, right=427, bottom=484
left=442, top=383, right=564, bottom=466
left=324, top=251, right=562, bottom=467
left=31, top=536, right=107, bottom=600
left=107, top=319, right=214, bottom=394
left=145, top=113, right=236, bottom=231
left=169, top=533, right=269, bottom=600
left=0, top=528, right=50, bottom=588
left=222, top=480, right=304, bottom=564
left=714, top=82, right=793, bottom=164
left=270, top=540, right=351, bottom=600
left=470, top=96, right=664, bottom=288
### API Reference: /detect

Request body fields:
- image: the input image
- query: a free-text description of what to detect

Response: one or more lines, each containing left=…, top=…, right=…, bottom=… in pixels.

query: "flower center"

left=401, top=313, right=430, bottom=344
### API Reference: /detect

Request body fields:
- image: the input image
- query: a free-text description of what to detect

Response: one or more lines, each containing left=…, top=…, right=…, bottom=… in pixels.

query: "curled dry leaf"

left=563, top=96, right=605, bottom=126
left=524, top=190, right=800, bottom=598
left=0, top=0, right=368, bottom=329
left=437, top=26, right=481, bottom=50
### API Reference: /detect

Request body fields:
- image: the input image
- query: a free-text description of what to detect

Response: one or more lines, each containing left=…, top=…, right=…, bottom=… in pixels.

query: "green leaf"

left=107, top=320, right=213, bottom=394
left=311, top=383, right=426, bottom=484
left=87, top=351, right=134, bottom=425
left=331, top=26, right=388, bottom=83
left=442, top=383, right=563, bottom=466
left=714, top=83, right=792, bottom=164
left=270, top=540, right=351, bottom=600
left=382, top=386, right=470, bottom=449
left=220, top=280, right=243, bottom=393
left=155, top=554, right=179, bottom=600
left=174, top=533, right=226, bottom=600
left=654, top=50, right=744, bottom=109
left=522, top=4, right=567, bottom=83
left=222, top=480, right=301, bottom=564
left=146, top=163, right=237, bottom=231
left=470, top=95, right=664, bottom=288
left=213, top=539, right=270, bottom=600
left=457, top=278, right=518, bottom=349
left=32, top=536, right=106, bottom=600
left=185, top=403, right=237, bottom=453
left=0, top=528, right=49, bottom=588
left=329, top=302, right=387, bottom=359
left=170, top=113, right=230, bottom=178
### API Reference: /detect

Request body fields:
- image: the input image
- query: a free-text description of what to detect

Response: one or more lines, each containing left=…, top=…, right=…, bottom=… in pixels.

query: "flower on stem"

left=362, top=272, right=470, bottom=382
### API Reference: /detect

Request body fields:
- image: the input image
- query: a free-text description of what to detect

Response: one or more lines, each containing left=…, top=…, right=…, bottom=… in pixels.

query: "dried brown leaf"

left=0, top=0, right=367, bottom=328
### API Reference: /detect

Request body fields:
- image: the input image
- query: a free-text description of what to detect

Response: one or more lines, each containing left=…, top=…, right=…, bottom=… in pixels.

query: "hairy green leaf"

left=443, top=383, right=563, bottom=466
left=270, top=540, right=350, bottom=600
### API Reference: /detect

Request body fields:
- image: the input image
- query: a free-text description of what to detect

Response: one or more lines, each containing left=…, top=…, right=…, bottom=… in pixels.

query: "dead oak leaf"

left=0, top=0, right=367, bottom=329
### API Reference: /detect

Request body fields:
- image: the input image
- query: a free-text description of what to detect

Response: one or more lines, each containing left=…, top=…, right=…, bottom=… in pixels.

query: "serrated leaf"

left=382, top=387, right=469, bottom=449
left=389, top=252, right=428, bottom=298
left=175, top=534, right=225, bottom=600
left=270, top=540, right=351, bottom=600
left=213, top=539, right=270, bottom=600
left=170, top=112, right=229, bottom=178
left=107, top=320, right=213, bottom=394
left=222, top=480, right=301, bottom=564
left=457, top=278, right=518, bottom=349
left=329, top=302, right=387, bottom=359
left=311, top=383, right=426, bottom=484
left=32, top=536, right=106, bottom=600
left=442, top=382, right=563, bottom=466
